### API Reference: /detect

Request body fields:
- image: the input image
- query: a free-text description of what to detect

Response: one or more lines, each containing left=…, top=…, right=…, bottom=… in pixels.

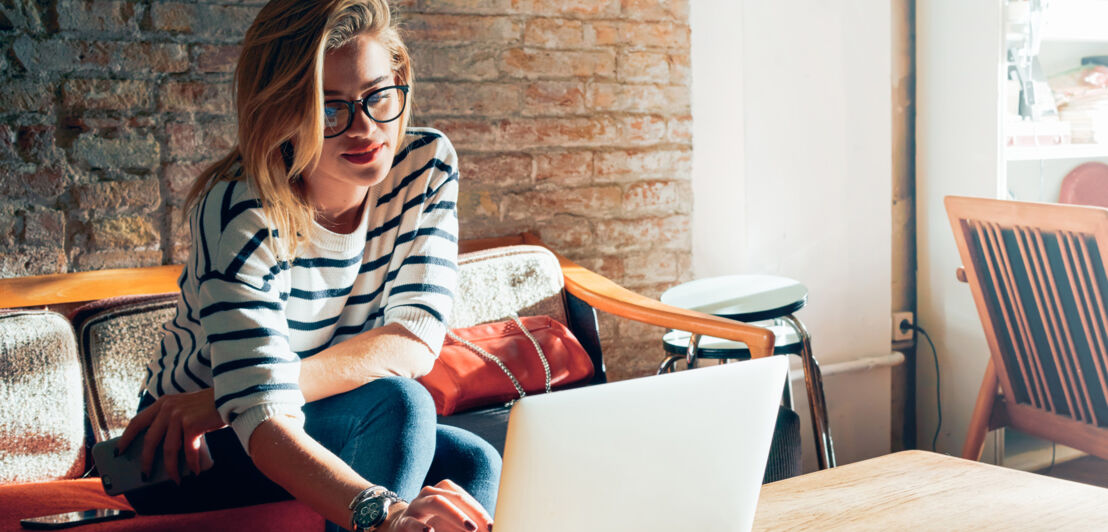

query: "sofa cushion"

left=0, top=310, right=86, bottom=484
left=452, top=245, right=567, bottom=328
left=70, top=294, right=178, bottom=442
left=0, top=478, right=324, bottom=531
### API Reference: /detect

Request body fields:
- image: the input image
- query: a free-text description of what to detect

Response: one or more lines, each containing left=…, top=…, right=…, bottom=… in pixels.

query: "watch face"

left=354, top=498, right=386, bottom=528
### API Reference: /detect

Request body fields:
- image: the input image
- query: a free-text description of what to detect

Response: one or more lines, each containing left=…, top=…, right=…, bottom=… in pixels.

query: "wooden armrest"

left=521, top=233, right=776, bottom=358
left=0, top=265, right=183, bottom=308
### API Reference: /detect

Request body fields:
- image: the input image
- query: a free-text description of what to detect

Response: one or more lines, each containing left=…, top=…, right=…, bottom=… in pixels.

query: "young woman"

left=115, top=1, right=499, bottom=530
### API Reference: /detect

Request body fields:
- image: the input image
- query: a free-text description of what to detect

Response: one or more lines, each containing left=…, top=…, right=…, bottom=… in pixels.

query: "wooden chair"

left=946, top=196, right=1108, bottom=461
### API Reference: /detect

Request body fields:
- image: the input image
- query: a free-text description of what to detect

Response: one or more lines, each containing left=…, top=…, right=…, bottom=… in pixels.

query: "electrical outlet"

left=892, top=311, right=915, bottom=342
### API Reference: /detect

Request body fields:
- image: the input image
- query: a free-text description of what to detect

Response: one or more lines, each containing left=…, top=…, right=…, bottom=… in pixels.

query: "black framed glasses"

left=323, top=85, right=409, bottom=138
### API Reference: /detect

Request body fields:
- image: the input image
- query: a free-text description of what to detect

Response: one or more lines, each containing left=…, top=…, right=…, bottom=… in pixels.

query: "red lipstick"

left=341, top=143, right=381, bottom=165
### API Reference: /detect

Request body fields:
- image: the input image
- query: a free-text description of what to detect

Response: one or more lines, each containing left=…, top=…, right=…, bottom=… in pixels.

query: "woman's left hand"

left=115, top=388, right=226, bottom=484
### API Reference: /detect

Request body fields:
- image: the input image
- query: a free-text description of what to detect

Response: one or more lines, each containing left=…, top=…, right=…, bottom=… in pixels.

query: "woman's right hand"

left=115, top=388, right=226, bottom=484
left=382, top=479, right=493, bottom=532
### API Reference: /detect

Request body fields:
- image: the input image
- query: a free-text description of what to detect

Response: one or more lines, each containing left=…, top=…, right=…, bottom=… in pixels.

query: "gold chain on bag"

left=445, top=313, right=552, bottom=407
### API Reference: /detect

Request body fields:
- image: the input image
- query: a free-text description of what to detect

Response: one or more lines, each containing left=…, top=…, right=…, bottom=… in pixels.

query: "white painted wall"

left=691, top=0, right=893, bottom=470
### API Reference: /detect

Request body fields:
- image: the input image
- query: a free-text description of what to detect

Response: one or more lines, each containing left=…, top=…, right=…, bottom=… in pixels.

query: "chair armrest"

left=521, top=233, right=776, bottom=358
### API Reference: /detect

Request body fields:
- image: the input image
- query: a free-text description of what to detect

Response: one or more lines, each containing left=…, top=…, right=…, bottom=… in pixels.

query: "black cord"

left=1047, top=441, right=1057, bottom=475
left=915, top=324, right=942, bottom=452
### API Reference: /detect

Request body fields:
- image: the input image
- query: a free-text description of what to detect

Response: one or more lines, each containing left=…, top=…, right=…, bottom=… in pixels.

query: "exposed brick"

left=589, top=22, right=621, bottom=46
left=410, top=44, right=501, bottom=81
left=16, top=125, right=62, bottom=163
left=21, top=207, right=66, bottom=248
left=416, top=82, right=520, bottom=116
left=594, top=148, right=691, bottom=181
left=524, top=18, right=587, bottom=48
left=500, top=48, right=615, bottom=80
left=620, top=21, right=690, bottom=49
left=588, top=83, right=689, bottom=114
left=498, top=116, right=615, bottom=150
left=77, top=250, right=162, bottom=270
left=151, top=3, right=257, bottom=41
left=0, top=79, right=54, bottom=113
left=618, top=50, right=669, bottom=83
left=535, top=150, right=592, bottom=186
left=159, top=81, right=233, bottom=114
left=622, top=180, right=691, bottom=216
left=594, top=215, right=690, bottom=253
left=165, top=121, right=236, bottom=161
left=601, top=339, right=661, bottom=382
left=0, top=125, right=15, bottom=160
left=617, top=114, right=668, bottom=146
left=622, top=249, right=680, bottom=285
left=56, top=0, right=142, bottom=36
left=532, top=214, right=594, bottom=252
left=419, top=119, right=498, bottom=151
left=505, top=185, right=621, bottom=221
left=164, top=161, right=207, bottom=204
left=62, top=79, right=153, bottom=111
left=457, top=186, right=502, bottom=221
left=89, top=215, right=159, bottom=250
left=1, top=163, right=73, bottom=200
left=168, top=206, right=190, bottom=264
left=192, top=44, right=241, bottom=74
left=0, top=246, right=67, bottom=278
left=458, top=153, right=533, bottom=185
left=666, top=114, right=693, bottom=143
left=403, top=14, right=521, bottom=43
left=522, top=81, right=586, bottom=116
left=669, top=53, right=691, bottom=85
left=413, top=0, right=513, bottom=14
left=73, top=179, right=161, bottom=213
left=73, top=133, right=160, bottom=170
left=12, top=37, right=188, bottom=74
left=575, top=255, right=624, bottom=284
left=511, top=0, right=620, bottom=17
left=621, top=0, right=688, bottom=21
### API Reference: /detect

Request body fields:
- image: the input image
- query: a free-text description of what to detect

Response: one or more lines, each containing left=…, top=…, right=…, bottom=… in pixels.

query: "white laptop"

left=493, top=356, right=788, bottom=532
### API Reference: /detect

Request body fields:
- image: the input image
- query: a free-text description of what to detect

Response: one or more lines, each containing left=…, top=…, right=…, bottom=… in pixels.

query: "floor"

left=1035, top=455, right=1108, bottom=489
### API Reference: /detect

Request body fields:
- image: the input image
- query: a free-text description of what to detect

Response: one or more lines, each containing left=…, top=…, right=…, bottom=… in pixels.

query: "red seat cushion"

left=0, top=478, right=324, bottom=532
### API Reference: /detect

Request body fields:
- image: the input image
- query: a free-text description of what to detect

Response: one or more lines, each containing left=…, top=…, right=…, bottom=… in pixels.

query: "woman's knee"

left=364, top=376, right=436, bottom=421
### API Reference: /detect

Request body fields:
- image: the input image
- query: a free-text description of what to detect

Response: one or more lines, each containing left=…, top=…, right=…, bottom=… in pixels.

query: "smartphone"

left=91, top=431, right=213, bottom=496
left=20, top=509, right=136, bottom=529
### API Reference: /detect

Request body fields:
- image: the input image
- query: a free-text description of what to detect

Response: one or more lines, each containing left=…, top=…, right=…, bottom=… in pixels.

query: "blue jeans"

left=125, top=377, right=501, bottom=529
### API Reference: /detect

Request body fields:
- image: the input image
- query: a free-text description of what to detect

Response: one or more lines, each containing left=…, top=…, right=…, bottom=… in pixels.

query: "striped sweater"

left=146, top=128, right=459, bottom=449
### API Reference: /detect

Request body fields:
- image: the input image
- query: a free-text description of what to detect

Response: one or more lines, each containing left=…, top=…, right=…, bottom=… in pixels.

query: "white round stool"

left=657, top=274, right=836, bottom=469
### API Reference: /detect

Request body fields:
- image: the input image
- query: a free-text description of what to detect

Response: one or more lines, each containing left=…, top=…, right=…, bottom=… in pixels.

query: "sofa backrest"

left=0, top=243, right=572, bottom=483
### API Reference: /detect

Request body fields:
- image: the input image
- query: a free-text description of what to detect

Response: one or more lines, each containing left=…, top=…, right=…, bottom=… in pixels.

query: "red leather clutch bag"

left=418, top=315, right=595, bottom=416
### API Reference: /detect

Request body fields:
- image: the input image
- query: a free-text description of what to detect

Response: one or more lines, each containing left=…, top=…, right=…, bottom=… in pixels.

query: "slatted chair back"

left=946, top=196, right=1108, bottom=461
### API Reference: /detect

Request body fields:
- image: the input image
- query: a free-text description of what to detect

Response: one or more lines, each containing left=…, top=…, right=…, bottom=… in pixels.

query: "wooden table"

left=752, top=450, right=1108, bottom=530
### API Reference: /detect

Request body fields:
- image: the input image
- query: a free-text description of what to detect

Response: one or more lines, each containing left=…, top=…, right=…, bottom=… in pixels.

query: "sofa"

left=0, top=234, right=800, bottom=530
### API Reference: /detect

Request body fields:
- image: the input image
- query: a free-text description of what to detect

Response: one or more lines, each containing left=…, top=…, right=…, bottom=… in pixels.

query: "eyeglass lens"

left=323, top=86, right=407, bottom=137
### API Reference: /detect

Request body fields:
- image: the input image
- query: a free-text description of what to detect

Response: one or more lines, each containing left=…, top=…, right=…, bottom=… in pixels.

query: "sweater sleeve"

left=195, top=181, right=305, bottom=452
left=383, top=134, right=460, bottom=355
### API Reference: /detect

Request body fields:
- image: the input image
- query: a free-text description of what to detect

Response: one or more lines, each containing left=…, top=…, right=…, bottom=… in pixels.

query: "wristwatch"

left=350, top=486, right=403, bottom=532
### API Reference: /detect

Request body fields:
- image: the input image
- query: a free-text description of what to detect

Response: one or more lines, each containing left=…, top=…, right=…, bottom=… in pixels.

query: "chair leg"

left=657, top=355, right=682, bottom=374
left=783, top=314, right=836, bottom=469
left=685, top=333, right=701, bottom=369
left=962, top=359, right=999, bottom=461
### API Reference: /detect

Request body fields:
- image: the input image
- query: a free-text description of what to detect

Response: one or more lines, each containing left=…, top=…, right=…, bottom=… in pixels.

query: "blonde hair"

left=185, top=0, right=413, bottom=259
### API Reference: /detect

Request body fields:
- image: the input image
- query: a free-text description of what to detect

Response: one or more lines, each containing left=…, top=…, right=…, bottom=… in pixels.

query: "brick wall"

left=0, top=0, right=693, bottom=381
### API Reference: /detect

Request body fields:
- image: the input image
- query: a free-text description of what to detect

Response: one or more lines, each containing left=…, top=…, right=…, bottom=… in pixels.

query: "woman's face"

left=304, top=33, right=402, bottom=198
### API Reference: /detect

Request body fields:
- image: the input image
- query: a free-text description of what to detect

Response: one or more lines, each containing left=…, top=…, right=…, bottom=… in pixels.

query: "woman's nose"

left=345, top=104, right=377, bottom=137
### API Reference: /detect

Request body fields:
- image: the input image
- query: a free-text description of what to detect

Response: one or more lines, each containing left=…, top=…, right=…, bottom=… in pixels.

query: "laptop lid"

left=493, top=356, right=788, bottom=532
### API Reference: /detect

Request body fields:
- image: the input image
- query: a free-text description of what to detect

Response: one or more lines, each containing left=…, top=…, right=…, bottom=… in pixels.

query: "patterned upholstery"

left=70, top=294, right=178, bottom=442
left=0, top=310, right=86, bottom=484
left=452, top=245, right=567, bottom=328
